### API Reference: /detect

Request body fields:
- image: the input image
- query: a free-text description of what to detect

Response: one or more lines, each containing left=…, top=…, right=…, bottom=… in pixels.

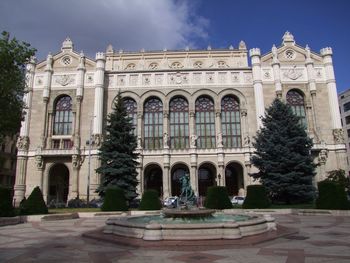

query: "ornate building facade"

left=14, top=32, right=347, bottom=205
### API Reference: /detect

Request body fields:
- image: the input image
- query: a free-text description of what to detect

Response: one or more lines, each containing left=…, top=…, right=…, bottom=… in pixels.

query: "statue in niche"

left=163, top=132, right=169, bottom=148
left=217, top=133, right=223, bottom=148
left=190, top=134, right=197, bottom=148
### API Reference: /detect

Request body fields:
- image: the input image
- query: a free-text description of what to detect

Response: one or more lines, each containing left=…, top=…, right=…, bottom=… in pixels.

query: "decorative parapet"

left=320, top=47, right=333, bottom=56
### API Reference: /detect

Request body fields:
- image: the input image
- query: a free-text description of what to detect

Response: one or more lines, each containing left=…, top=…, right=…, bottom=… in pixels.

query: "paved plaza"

left=0, top=213, right=350, bottom=262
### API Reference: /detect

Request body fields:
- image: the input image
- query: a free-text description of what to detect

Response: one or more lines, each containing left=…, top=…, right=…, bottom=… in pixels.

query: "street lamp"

left=86, top=116, right=95, bottom=206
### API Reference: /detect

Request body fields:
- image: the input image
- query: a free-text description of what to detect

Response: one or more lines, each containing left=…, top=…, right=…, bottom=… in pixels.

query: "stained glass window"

left=123, top=98, right=137, bottom=134
left=286, top=90, right=307, bottom=128
left=195, top=96, right=216, bottom=148
left=53, top=96, right=72, bottom=135
left=143, top=97, right=163, bottom=149
left=221, top=96, right=241, bottom=148
left=169, top=97, right=189, bottom=149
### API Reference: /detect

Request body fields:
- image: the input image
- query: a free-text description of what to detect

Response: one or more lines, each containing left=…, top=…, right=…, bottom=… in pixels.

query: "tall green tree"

left=96, top=91, right=139, bottom=201
left=0, top=31, right=36, bottom=143
left=250, top=98, right=316, bottom=204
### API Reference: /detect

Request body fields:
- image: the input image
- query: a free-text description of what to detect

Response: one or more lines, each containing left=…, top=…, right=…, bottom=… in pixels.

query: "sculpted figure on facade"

left=72, top=154, right=83, bottom=169
left=163, top=132, right=169, bottom=148
left=217, top=133, right=223, bottom=148
left=16, top=136, right=29, bottom=151
left=318, top=149, right=328, bottom=165
left=333, top=128, right=345, bottom=144
left=137, top=136, right=142, bottom=149
left=190, top=134, right=197, bottom=148
left=35, top=155, right=43, bottom=170
left=244, top=136, right=251, bottom=147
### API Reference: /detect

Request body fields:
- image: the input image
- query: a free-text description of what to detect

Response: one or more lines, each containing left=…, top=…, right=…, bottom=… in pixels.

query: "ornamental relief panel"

left=281, top=66, right=306, bottom=81
left=53, top=74, right=76, bottom=86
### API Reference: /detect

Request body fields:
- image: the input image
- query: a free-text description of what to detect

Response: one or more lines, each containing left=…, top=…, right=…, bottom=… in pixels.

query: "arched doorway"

left=144, top=164, right=163, bottom=196
left=198, top=163, right=216, bottom=196
left=225, top=162, right=244, bottom=196
left=48, top=163, right=69, bottom=204
left=171, top=163, right=189, bottom=196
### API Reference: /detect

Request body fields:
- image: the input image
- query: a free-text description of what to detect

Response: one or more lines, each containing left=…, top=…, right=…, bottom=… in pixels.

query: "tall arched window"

left=123, top=98, right=137, bottom=134
left=143, top=97, right=163, bottom=149
left=286, top=90, right=307, bottom=128
left=221, top=96, right=241, bottom=148
left=195, top=96, right=216, bottom=148
left=53, top=96, right=72, bottom=135
left=169, top=97, right=189, bottom=149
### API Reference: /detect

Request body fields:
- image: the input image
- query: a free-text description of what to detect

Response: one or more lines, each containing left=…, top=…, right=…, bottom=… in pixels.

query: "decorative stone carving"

left=190, top=134, right=197, bottom=148
left=193, top=61, right=203, bottom=68
left=170, top=62, right=183, bottom=69
left=217, top=133, right=223, bottom=148
left=333, top=129, right=344, bottom=144
left=244, top=136, right=251, bottom=147
left=239, top=40, right=246, bottom=50
left=318, top=149, right=328, bottom=165
left=263, top=70, right=271, bottom=79
left=241, top=109, right=247, bottom=117
left=93, top=134, right=102, bottom=147
left=125, top=63, right=136, bottom=70
left=36, top=76, right=43, bottom=85
left=35, top=155, right=43, bottom=170
left=55, top=74, right=75, bottom=86
left=17, top=136, right=29, bottom=151
left=206, top=73, right=214, bottom=83
left=137, top=136, right=142, bottom=149
left=217, top=61, right=229, bottom=68
left=163, top=132, right=169, bottom=148
left=72, top=154, right=83, bottom=169
left=143, top=75, right=151, bottom=85
left=283, top=66, right=303, bottom=80
left=117, top=75, right=125, bottom=86
left=149, top=62, right=158, bottom=70
left=86, top=74, right=94, bottom=84
left=232, top=72, right=240, bottom=82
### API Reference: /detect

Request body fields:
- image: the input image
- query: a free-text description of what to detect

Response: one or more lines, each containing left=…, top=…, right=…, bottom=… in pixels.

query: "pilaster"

left=93, top=52, right=106, bottom=136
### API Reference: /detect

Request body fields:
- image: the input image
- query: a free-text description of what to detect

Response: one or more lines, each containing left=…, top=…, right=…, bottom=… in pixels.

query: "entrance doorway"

left=198, top=163, right=216, bottom=196
left=144, top=164, right=163, bottom=196
left=48, top=163, right=69, bottom=204
left=225, top=162, right=244, bottom=196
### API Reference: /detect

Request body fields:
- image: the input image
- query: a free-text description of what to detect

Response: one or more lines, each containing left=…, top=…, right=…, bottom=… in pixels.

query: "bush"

left=67, top=197, right=87, bottom=208
left=0, top=186, right=15, bottom=217
left=101, top=186, right=127, bottom=211
left=204, top=186, right=232, bottom=209
left=242, top=185, right=270, bottom=209
left=20, top=186, right=48, bottom=215
left=139, top=190, right=162, bottom=210
left=316, top=181, right=349, bottom=210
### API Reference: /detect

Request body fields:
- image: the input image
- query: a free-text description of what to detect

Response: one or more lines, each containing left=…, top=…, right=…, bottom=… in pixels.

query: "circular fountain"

left=104, top=176, right=276, bottom=241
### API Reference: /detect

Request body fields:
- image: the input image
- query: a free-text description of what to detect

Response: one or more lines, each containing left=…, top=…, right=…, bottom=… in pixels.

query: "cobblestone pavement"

left=0, top=214, right=350, bottom=263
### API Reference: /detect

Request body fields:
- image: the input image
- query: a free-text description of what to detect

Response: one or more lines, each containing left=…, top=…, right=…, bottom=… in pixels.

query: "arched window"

left=143, top=97, right=163, bottom=149
left=286, top=90, right=307, bottom=127
left=53, top=96, right=72, bottom=135
left=169, top=97, right=189, bottom=149
left=221, top=96, right=241, bottom=148
left=123, top=98, right=137, bottom=134
left=195, top=96, right=215, bottom=148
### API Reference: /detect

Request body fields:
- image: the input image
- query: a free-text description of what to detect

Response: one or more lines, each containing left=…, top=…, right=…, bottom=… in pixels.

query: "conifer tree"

left=96, top=91, right=139, bottom=201
left=250, top=98, right=316, bottom=204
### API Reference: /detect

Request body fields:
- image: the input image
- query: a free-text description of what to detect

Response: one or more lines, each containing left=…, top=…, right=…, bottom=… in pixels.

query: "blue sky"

left=1, top=0, right=349, bottom=92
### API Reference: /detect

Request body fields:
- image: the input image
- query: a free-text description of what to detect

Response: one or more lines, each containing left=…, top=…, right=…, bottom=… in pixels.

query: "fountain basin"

left=104, top=212, right=275, bottom=241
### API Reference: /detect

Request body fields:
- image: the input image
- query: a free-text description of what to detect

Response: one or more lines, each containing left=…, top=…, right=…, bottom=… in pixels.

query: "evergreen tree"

left=250, top=98, right=316, bottom=204
left=96, top=91, right=139, bottom=201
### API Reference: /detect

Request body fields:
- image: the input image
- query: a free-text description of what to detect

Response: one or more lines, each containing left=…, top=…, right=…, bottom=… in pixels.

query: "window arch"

left=286, top=90, right=307, bottom=127
left=53, top=96, right=72, bottom=135
left=221, top=96, right=241, bottom=148
left=195, top=96, right=216, bottom=148
left=169, top=97, right=189, bottom=149
left=143, top=97, right=163, bottom=149
left=123, top=98, right=137, bottom=134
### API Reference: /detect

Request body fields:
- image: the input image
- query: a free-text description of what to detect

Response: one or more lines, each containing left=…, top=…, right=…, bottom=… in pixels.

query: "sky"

left=1, top=0, right=349, bottom=92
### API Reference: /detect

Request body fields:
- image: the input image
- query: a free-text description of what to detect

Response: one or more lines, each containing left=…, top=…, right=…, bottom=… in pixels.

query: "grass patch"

left=49, top=208, right=101, bottom=214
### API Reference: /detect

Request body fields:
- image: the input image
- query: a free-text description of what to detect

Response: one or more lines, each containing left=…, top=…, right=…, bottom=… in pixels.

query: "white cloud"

left=0, top=0, right=209, bottom=60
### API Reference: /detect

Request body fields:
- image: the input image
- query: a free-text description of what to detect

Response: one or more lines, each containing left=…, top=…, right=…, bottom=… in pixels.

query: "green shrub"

left=139, top=189, right=162, bottom=210
left=204, top=186, right=232, bottom=209
left=242, top=185, right=270, bottom=209
left=101, top=186, right=127, bottom=211
left=0, top=186, right=15, bottom=217
left=316, top=181, right=349, bottom=210
left=20, top=186, right=48, bottom=215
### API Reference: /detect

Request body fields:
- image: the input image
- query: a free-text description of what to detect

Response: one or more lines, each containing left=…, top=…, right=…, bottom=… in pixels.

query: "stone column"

left=163, top=110, right=169, bottom=149
left=271, top=45, right=282, bottom=98
left=41, top=53, right=53, bottom=149
left=93, top=52, right=106, bottom=143
left=136, top=155, right=143, bottom=196
left=240, top=109, right=248, bottom=147
left=163, top=152, right=170, bottom=198
left=75, top=51, right=86, bottom=148
left=137, top=111, right=143, bottom=149
left=190, top=150, right=198, bottom=196
left=249, top=48, right=265, bottom=129
left=14, top=57, right=36, bottom=205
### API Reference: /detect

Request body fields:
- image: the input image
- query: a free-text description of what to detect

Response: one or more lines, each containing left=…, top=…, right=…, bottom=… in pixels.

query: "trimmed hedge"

left=20, top=186, right=48, bottom=215
left=316, top=181, right=350, bottom=210
left=0, top=186, right=15, bottom=217
left=139, top=189, right=162, bottom=210
left=101, top=186, right=127, bottom=211
left=204, top=186, right=232, bottom=209
left=242, top=185, right=270, bottom=209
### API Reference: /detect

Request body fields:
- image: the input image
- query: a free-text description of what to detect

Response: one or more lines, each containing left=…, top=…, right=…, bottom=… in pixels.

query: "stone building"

left=13, top=32, right=347, bottom=205
left=338, top=88, right=350, bottom=169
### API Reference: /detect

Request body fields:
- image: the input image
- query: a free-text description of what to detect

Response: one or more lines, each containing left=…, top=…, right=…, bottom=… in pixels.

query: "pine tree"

left=250, top=98, right=316, bottom=204
left=96, top=91, right=139, bottom=201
